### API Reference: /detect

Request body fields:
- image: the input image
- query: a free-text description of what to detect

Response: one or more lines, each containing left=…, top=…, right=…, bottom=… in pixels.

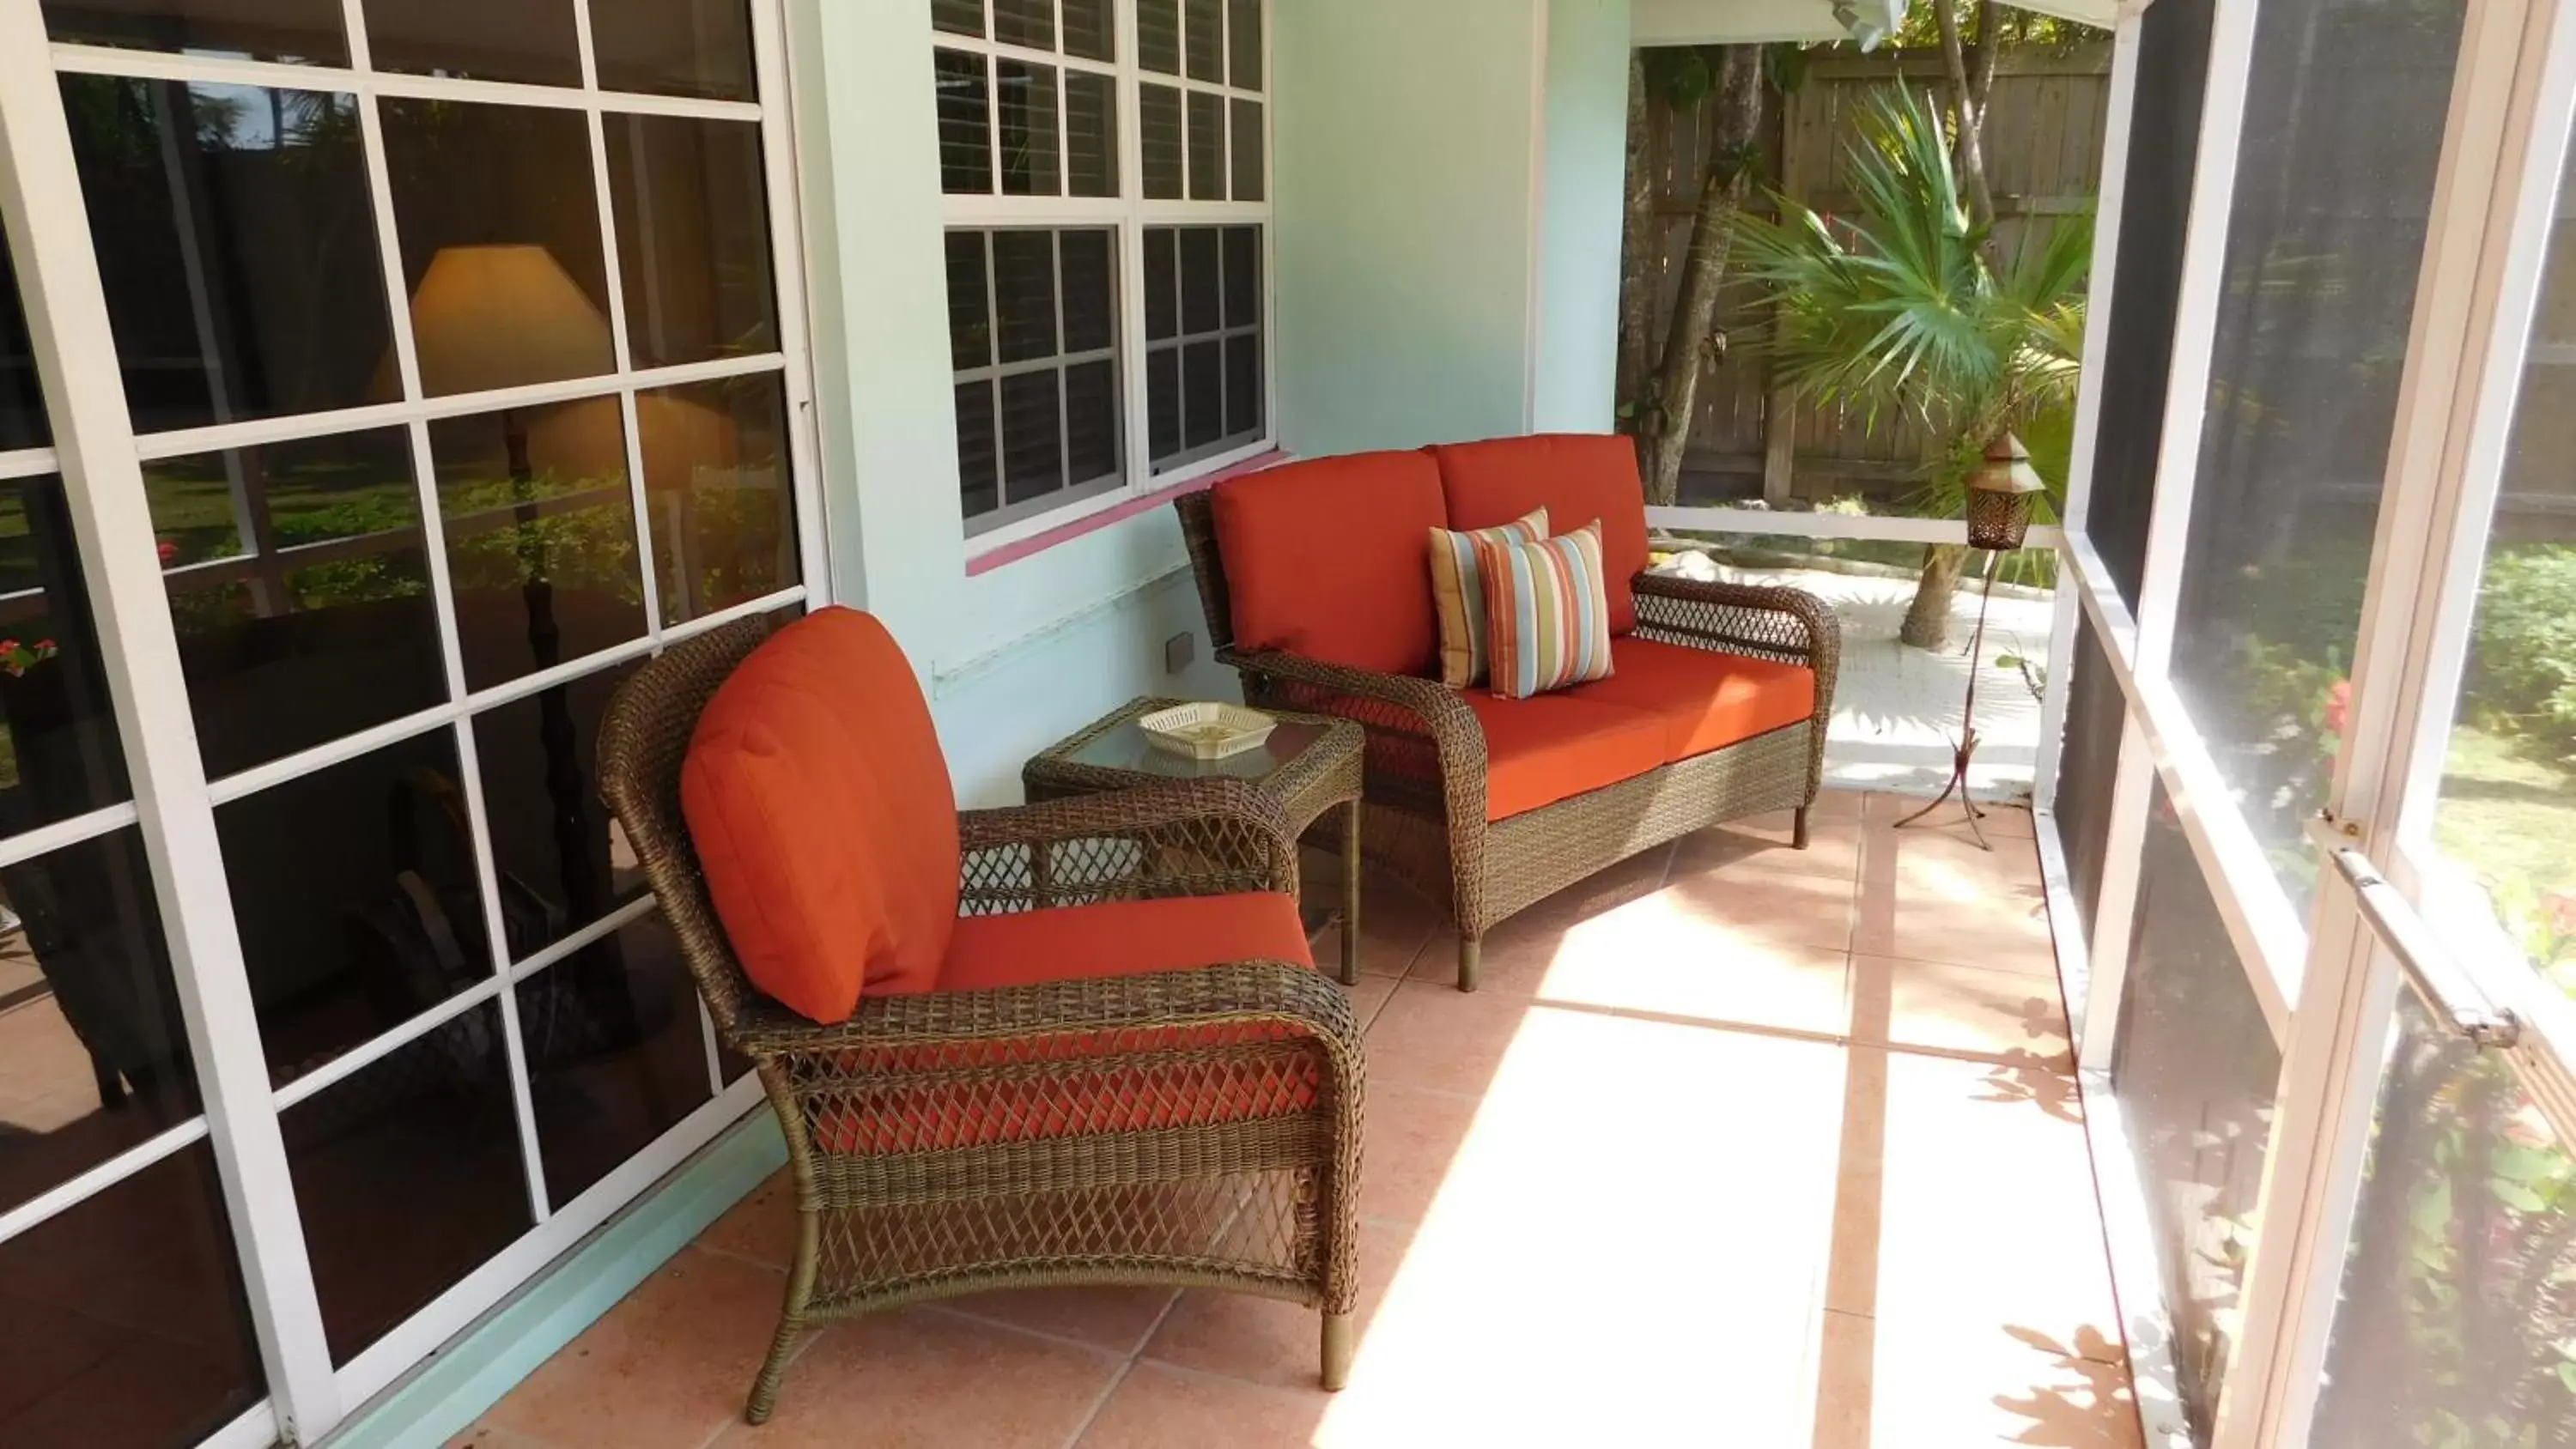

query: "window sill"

left=964, top=448, right=1289, bottom=576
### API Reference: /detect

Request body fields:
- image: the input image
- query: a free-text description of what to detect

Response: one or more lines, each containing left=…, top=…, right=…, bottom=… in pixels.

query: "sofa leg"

left=1793, top=806, right=1812, bottom=851
left=1456, top=935, right=1481, bottom=992
left=1321, top=1310, right=1354, bottom=1391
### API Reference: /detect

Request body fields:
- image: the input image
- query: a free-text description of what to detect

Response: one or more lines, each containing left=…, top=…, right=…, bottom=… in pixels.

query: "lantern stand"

left=1893, top=433, right=2045, bottom=851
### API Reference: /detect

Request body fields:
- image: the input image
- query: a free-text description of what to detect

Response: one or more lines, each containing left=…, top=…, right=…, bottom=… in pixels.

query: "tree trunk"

left=1899, top=543, right=1970, bottom=650
left=1640, top=46, right=1765, bottom=507
left=1615, top=49, right=1656, bottom=436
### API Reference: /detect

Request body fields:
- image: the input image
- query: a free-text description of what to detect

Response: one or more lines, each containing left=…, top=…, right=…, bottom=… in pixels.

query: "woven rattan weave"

left=1178, top=490, right=1842, bottom=991
left=597, top=616, right=1366, bottom=1422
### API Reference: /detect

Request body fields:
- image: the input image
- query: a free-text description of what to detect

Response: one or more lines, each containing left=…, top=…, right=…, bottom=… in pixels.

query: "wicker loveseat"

left=1178, top=433, right=1841, bottom=991
left=598, top=611, right=1365, bottom=1422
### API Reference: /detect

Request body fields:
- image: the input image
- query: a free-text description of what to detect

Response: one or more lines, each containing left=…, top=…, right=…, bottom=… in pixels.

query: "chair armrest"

left=957, top=779, right=1300, bottom=912
left=1630, top=573, right=1843, bottom=715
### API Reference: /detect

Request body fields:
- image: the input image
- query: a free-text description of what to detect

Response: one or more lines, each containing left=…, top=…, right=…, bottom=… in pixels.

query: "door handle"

left=2330, top=848, right=2522, bottom=1049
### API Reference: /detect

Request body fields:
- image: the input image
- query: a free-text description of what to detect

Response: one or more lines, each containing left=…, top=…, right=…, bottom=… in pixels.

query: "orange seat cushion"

left=1429, top=434, right=1651, bottom=634
left=1464, top=691, right=1668, bottom=822
left=1565, top=638, right=1817, bottom=761
left=681, top=608, right=959, bottom=1025
left=1211, top=451, right=1451, bottom=676
left=813, top=893, right=1321, bottom=1154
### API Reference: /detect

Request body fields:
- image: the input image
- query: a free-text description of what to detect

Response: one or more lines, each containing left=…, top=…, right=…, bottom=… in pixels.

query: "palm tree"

left=1734, top=83, right=2090, bottom=650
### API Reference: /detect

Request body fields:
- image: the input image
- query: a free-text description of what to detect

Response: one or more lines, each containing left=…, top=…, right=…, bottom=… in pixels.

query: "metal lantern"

left=1965, top=433, right=2046, bottom=551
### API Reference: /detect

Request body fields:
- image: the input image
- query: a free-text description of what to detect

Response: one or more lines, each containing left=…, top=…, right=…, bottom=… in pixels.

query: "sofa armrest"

left=1219, top=647, right=1490, bottom=825
left=957, top=780, right=1301, bottom=913
left=1631, top=573, right=1842, bottom=711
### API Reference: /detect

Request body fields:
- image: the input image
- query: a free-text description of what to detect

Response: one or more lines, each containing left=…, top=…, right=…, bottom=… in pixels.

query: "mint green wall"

left=1534, top=0, right=1632, bottom=432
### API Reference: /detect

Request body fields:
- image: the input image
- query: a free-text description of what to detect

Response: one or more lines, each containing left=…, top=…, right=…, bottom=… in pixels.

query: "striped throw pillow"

left=1428, top=507, right=1548, bottom=688
left=1476, top=519, right=1615, bottom=700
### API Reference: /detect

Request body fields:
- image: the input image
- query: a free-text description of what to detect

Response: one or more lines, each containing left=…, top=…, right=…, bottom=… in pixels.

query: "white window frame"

left=935, top=0, right=1277, bottom=560
left=0, top=0, right=829, bottom=1441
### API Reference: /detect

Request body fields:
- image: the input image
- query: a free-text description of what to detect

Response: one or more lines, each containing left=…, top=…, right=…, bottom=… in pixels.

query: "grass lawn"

left=2436, top=724, right=2576, bottom=943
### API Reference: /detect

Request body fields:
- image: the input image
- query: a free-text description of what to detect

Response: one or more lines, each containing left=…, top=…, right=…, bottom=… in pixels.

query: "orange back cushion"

left=681, top=608, right=959, bottom=1023
left=1429, top=434, right=1651, bottom=634
left=1210, top=451, right=1452, bottom=676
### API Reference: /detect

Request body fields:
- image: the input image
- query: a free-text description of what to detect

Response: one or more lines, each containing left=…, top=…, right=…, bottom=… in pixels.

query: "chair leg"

left=1321, top=1310, right=1355, bottom=1391
left=1456, top=935, right=1481, bottom=992
left=1793, top=806, right=1812, bottom=851
left=746, top=1205, right=822, bottom=1424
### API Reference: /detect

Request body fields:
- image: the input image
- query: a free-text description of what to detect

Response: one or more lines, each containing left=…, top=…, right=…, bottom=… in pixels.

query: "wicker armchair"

left=1178, top=490, right=1840, bottom=992
left=597, top=615, right=1365, bottom=1422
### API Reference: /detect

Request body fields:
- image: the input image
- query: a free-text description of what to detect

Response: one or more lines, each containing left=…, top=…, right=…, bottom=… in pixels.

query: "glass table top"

left=1056, top=711, right=1335, bottom=783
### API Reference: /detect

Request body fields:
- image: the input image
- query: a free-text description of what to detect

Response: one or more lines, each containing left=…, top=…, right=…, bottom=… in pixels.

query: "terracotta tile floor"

left=454, top=790, right=2137, bottom=1449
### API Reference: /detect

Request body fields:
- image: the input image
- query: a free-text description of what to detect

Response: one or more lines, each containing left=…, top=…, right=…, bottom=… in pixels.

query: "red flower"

left=0, top=640, right=20, bottom=657
left=2324, top=680, right=2353, bottom=739
left=2549, top=893, right=2576, bottom=939
left=157, top=539, right=179, bottom=565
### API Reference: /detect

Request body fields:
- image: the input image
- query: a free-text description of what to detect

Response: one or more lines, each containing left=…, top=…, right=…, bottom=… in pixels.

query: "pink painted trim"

left=965, top=449, right=1292, bottom=575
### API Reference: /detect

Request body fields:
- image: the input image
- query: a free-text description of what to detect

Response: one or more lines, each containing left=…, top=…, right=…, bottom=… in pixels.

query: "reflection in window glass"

left=992, top=0, right=1051, bottom=49
left=1187, top=90, right=1224, bottom=201
left=1145, top=226, right=1262, bottom=472
left=1139, top=84, right=1182, bottom=201
left=41, top=0, right=346, bottom=64
left=945, top=232, right=992, bottom=369
left=638, top=373, right=799, bottom=622
left=0, top=1142, right=264, bottom=1449
left=997, top=60, right=1060, bottom=197
left=949, top=229, right=1119, bottom=530
left=931, top=0, right=983, bottom=38
left=935, top=49, right=993, bottom=197
left=1063, top=0, right=1114, bottom=61
left=361, top=0, right=580, bottom=85
left=0, top=828, right=196, bottom=1220
left=0, top=239, right=47, bottom=453
left=428, top=399, right=647, bottom=691
left=380, top=100, right=617, bottom=397
left=604, top=114, right=779, bottom=370
left=220, top=728, right=487, bottom=1086
left=63, top=76, right=396, bottom=432
left=472, top=659, right=647, bottom=964
left=2113, top=781, right=2278, bottom=1440
left=282, top=998, right=532, bottom=1364
left=589, top=0, right=757, bottom=102
left=1138, top=0, right=1180, bottom=75
left=1228, top=0, right=1262, bottom=88
left=1066, top=70, right=1118, bottom=199
left=1230, top=99, right=1262, bottom=202
left=956, top=379, right=999, bottom=519
left=2168, top=0, right=2465, bottom=910
left=1184, top=0, right=1223, bottom=82
left=147, top=429, right=447, bottom=779
left=0, top=475, right=130, bottom=834
left=519, top=908, right=714, bottom=1203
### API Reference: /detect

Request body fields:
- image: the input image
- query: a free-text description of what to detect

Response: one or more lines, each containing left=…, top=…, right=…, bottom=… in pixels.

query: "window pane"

left=430, top=399, right=647, bottom=691
left=590, top=0, right=757, bottom=101
left=957, top=379, right=999, bottom=519
left=1144, top=227, right=1178, bottom=343
left=945, top=232, right=992, bottom=369
left=1224, top=333, right=1261, bottom=438
left=1230, top=99, right=1263, bottom=202
left=2111, top=780, right=2279, bottom=1439
left=0, top=829, right=194, bottom=1219
left=996, top=60, right=1060, bottom=197
left=1139, top=84, right=1183, bottom=200
left=471, top=659, right=646, bottom=963
left=0, top=238, right=47, bottom=452
left=992, top=231, right=1058, bottom=364
left=2167, top=0, right=2464, bottom=911
left=2310, top=1003, right=2576, bottom=1446
left=1187, top=90, right=1224, bottom=200
left=64, top=77, right=395, bottom=432
left=1066, top=70, right=1118, bottom=199
left=361, top=0, right=580, bottom=85
left=1138, top=0, right=1181, bottom=74
left=1066, top=358, right=1118, bottom=487
left=999, top=371, right=1063, bottom=506
left=0, top=475, right=128, bottom=834
left=934, top=50, right=992, bottom=196
left=604, top=115, right=779, bottom=370
left=1182, top=339, right=1223, bottom=449
left=1223, top=225, right=1260, bottom=328
left=1184, top=0, right=1223, bottom=82
left=930, top=0, right=982, bottom=38
left=1064, top=0, right=1114, bottom=61
left=2049, top=618, right=2126, bottom=949
left=221, top=728, right=486, bottom=1085
left=0, top=1142, right=264, bottom=1449
left=1060, top=229, right=1115, bottom=355
left=148, top=428, right=446, bottom=779
left=519, top=908, right=713, bottom=1203
left=639, top=373, right=799, bottom=622
left=380, top=100, right=617, bottom=397
left=1228, top=0, right=1262, bottom=88
left=1180, top=227, right=1220, bottom=335
left=1146, top=348, right=1180, bottom=464
left=283, top=998, right=532, bottom=1364
left=42, top=0, right=345, bottom=64
left=991, top=0, right=1051, bottom=48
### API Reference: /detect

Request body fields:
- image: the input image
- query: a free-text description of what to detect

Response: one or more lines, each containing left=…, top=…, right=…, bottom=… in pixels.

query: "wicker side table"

left=1024, top=698, right=1368, bottom=985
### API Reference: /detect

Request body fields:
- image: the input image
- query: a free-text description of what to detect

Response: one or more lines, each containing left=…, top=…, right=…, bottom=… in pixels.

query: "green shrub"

left=2470, top=544, right=2576, bottom=763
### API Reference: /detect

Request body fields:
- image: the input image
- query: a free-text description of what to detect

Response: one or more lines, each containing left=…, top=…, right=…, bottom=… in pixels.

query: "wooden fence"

left=1635, top=41, right=2113, bottom=510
